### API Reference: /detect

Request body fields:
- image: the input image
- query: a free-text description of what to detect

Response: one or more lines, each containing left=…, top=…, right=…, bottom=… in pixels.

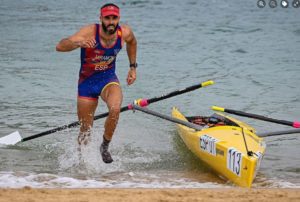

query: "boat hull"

left=172, top=107, right=266, bottom=187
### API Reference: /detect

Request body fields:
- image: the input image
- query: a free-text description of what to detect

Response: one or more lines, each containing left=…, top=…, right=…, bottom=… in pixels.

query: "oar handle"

left=147, top=80, right=214, bottom=104
left=212, top=106, right=300, bottom=128
left=127, top=80, right=214, bottom=110
left=293, top=122, right=300, bottom=128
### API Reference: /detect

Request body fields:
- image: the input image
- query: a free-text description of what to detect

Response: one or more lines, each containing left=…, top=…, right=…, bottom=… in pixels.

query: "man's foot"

left=78, top=132, right=91, bottom=145
left=100, top=143, right=113, bottom=163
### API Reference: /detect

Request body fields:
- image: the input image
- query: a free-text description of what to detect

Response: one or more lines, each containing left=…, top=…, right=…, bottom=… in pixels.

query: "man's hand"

left=127, top=68, right=136, bottom=85
left=75, top=38, right=97, bottom=49
left=56, top=24, right=96, bottom=52
left=56, top=37, right=97, bottom=52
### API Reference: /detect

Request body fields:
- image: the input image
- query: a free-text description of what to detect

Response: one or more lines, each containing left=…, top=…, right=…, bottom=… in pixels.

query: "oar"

left=131, top=105, right=203, bottom=131
left=211, top=106, right=300, bottom=128
left=258, top=129, right=300, bottom=137
left=132, top=105, right=300, bottom=138
left=0, top=80, right=214, bottom=145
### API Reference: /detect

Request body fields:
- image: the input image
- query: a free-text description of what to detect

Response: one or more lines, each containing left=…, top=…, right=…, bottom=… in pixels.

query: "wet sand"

left=0, top=188, right=299, bottom=202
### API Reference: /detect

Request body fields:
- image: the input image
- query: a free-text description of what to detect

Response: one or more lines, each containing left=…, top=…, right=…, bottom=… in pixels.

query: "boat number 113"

left=227, top=148, right=242, bottom=176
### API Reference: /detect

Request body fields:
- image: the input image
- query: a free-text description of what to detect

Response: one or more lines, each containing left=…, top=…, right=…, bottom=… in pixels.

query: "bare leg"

left=101, top=84, right=123, bottom=141
left=100, top=84, right=123, bottom=163
left=77, top=97, right=98, bottom=145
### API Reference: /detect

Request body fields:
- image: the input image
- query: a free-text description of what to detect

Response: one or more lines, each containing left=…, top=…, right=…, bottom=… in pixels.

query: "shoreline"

left=0, top=188, right=299, bottom=202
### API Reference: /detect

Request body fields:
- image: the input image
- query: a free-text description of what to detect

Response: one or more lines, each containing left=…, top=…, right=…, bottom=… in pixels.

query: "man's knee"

left=109, top=105, right=120, bottom=114
left=108, top=105, right=121, bottom=119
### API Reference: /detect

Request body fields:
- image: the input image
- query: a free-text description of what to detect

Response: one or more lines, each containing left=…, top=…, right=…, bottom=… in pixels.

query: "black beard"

left=102, top=23, right=118, bottom=35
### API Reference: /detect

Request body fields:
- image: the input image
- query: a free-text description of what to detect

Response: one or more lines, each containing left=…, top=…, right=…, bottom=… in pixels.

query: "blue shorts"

left=78, top=73, right=119, bottom=100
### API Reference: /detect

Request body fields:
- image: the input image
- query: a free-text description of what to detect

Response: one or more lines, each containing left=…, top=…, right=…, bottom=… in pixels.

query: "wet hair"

left=101, top=3, right=119, bottom=9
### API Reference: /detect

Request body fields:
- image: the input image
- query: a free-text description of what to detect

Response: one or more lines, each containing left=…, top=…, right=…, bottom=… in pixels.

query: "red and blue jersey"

left=78, top=24, right=122, bottom=100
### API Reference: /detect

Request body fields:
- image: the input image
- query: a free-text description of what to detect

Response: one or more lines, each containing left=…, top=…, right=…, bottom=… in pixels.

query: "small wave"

left=0, top=171, right=227, bottom=188
left=294, top=29, right=300, bottom=36
left=231, top=49, right=247, bottom=54
left=253, top=176, right=300, bottom=188
left=244, top=28, right=262, bottom=33
left=212, top=28, right=233, bottom=33
left=1, top=171, right=298, bottom=188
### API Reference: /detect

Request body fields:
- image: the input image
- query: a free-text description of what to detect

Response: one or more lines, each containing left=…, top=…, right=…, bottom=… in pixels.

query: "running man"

left=56, top=3, right=137, bottom=163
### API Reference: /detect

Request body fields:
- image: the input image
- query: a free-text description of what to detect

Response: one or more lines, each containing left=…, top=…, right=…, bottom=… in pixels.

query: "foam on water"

left=0, top=171, right=228, bottom=188
left=0, top=171, right=299, bottom=188
left=253, top=176, right=300, bottom=188
left=57, top=130, right=155, bottom=174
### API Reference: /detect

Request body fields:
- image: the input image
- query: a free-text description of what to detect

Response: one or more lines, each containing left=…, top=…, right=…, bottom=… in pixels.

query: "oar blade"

left=0, top=131, right=22, bottom=145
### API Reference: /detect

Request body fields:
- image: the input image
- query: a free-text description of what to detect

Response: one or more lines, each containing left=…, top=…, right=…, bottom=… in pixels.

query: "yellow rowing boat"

left=172, top=107, right=266, bottom=187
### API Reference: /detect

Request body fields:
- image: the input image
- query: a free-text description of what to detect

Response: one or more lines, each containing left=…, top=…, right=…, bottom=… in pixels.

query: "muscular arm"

left=122, top=25, right=138, bottom=85
left=56, top=25, right=96, bottom=52
left=122, top=25, right=137, bottom=66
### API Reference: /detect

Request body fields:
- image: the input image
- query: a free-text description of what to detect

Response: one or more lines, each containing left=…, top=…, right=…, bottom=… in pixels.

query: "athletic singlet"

left=78, top=24, right=122, bottom=100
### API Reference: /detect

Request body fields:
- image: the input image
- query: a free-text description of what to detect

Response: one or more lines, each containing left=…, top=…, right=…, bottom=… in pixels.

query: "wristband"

left=130, top=63, right=138, bottom=68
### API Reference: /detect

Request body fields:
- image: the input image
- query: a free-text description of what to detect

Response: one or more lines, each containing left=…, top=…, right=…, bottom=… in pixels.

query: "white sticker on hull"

left=255, top=152, right=263, bottom=171
left=227, top=147, right=242, bottom=176
left=199, top=135, right=218, bottom=156
left=253, top=151, right=264, bottom=179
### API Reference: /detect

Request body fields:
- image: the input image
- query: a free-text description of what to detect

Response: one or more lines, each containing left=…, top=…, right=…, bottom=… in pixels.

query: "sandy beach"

left=0, top=188, right=299, bottom=202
